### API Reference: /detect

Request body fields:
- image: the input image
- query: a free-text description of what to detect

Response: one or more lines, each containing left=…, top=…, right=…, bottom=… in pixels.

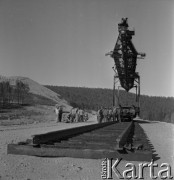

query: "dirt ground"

left=0, top=107, right=173, bottom=180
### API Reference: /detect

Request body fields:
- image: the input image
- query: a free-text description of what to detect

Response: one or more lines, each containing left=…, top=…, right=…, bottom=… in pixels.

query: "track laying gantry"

left=106, top=18, right=145, bottom=112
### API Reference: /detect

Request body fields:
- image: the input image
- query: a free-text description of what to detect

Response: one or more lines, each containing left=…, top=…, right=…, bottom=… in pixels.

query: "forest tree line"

left=46, top=85, right=174, bottom=123
left=0, top=80, right=30, bottom=107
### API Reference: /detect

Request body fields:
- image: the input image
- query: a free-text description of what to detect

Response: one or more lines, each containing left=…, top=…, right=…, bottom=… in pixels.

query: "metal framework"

left=106, top=18, right=145, bottom=114
left=113, top=69, right=140, bottom=115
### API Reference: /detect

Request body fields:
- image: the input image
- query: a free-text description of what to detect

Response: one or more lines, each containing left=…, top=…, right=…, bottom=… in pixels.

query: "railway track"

left=7, top=121, right=152, bottom=161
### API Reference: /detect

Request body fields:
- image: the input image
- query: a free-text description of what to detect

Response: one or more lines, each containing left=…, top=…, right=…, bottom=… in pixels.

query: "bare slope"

left=0, top=75, right=71, bottom=110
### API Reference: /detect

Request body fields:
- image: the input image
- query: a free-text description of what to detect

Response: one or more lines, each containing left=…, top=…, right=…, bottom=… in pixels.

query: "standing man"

left=55, top=105, right=59, bottom=122
left=55, top=105, right=63, bottom=123
left=70, top=108, right=76, bottom=123
left=75, top=108, right=79, bottom=122
left=78, top=109, right=84, bottom=122
left=108, top=107, right=113, bottom=121
left=97, top=106, right=103, bottom=123
left=103, top=107, right=108, bottom=122
left=58, top=106, right=63, bottom=122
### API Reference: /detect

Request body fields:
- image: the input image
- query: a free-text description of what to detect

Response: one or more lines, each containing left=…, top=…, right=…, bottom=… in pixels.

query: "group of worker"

left=67, top=107, right=88, bottom=123
left=97, top=106, right=121, bottom=123
left=55, top=105, right=88, bottom=123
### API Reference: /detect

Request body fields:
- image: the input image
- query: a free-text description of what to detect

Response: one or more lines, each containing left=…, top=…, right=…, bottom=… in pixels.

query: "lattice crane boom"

left=106, top=18, right=145, bottom=92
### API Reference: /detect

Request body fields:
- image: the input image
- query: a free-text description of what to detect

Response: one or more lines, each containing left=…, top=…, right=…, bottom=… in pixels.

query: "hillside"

left=0, top=76, right=71, bottom=110
left=45, top=85, right=174, bottom=123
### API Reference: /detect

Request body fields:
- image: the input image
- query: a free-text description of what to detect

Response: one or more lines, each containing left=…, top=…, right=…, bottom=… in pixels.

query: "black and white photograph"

left=0, top=0, right=173, bottom=179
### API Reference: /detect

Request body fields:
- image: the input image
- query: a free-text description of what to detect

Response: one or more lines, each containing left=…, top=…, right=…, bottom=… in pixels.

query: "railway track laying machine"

left=106, top=18, right=145, bottom=119
left=7, top=18, right=153, bottom=161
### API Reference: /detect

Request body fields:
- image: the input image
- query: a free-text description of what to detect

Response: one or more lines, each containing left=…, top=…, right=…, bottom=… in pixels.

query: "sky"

left=0, top=0, right=173, bottom=97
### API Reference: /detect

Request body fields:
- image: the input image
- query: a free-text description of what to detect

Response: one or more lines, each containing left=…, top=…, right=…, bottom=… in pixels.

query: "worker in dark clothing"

left=56, top=106, right=63, bottom=122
